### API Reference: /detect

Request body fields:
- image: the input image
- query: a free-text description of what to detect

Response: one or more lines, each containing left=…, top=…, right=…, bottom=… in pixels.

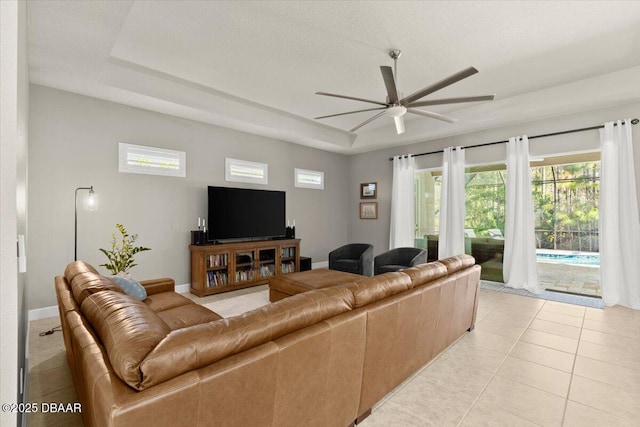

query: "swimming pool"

left=536, top=251, right=600, bottom=266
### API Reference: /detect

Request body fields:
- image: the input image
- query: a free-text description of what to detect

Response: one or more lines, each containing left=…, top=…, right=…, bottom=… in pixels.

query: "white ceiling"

left=27, top=1, right=640, bottom=154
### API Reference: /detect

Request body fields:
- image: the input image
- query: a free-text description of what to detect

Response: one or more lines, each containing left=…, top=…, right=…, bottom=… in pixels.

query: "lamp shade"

left=84, top=189, right=98, bottom=211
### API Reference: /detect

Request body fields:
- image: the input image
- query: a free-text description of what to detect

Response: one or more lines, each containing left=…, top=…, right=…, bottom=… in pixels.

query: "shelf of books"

left=206, top=252, right=229, bottom=287
left=190, top=239, right=300, bottom=297
left=281, top=245, right=297, bottom=274
left=258, top=248, right=277, bottom=279
left=234, top=250, right=255, bottom=284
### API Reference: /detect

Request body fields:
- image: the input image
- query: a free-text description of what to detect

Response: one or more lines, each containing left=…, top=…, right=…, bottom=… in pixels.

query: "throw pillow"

left=111, top=276, right=147, bottom=301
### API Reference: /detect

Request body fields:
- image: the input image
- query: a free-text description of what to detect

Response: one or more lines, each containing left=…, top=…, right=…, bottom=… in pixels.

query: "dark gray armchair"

left=328, top=243, right=374, bottom=276
left=374, top=247, right=428, bottom=275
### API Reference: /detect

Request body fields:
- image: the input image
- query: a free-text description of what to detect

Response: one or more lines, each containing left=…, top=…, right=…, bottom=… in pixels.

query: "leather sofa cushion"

left=70, top=271, right=124, bottom=305
left=269, top=269, right=361, bottom=296
left=346, top=272, right=412, bottom=308
left=156, top=304, right=222, bottom=330
left=64, top=260, right=99, bottom=282
left=81, top=291, right=171, bottom=389
left=402, top=261, right=448, bottom=288
left=438, top=254, right=475, bottom=274
left=144, top=292, right=222, bottom=330
left=138, top=286, right=354, bottom=389
left=139, top=278, right=175, bottom=295
left=64, top=261, right=126, bottom=305
left=144, top=292, right=195, bottom=312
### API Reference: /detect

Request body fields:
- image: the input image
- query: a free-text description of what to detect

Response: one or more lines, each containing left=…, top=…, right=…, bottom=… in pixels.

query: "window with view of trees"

left=416, top=160, right=600, bottom=251
left=415, top=158, right=601, bottom=287
left=532, top=162, right=599, bottom=252
left=465, top=170, right=506, bottom=237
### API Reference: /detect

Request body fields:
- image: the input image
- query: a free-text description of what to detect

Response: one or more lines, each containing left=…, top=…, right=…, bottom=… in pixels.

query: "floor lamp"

left=75, top=186, right=97, bottom=261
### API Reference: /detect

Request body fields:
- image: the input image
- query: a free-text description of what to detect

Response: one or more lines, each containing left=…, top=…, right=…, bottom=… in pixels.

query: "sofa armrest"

left=139, top=278, right=175, bottom=295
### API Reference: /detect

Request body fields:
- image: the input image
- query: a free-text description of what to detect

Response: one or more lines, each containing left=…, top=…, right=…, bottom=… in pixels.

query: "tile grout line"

left=559, top=307, right=586, bottom=426
left=455, top=300, right=547, bottom=426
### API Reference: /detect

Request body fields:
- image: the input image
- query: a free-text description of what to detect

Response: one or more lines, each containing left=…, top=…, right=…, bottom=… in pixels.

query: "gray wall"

left=28, top=85, right=350, bottom=310
left=27, top=84, right=640, bottom=311
left=349, top=102, right=640, bottom=256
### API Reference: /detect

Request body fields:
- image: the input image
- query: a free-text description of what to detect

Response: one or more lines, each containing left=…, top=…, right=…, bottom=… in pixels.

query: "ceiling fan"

left=314, top=50, right=495, bottom=134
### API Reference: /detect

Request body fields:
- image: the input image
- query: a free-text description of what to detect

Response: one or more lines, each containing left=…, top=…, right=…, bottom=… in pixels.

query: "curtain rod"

left=388, top=118, right=639, bottom=161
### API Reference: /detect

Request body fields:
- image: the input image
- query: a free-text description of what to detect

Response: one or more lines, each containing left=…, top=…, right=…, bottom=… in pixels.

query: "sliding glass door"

left=532, top=155, right=601, bottom=297
left=415, top=170, right=441, bottom=262
left=464, top=167, right=506, bottom=281
left=416, top=152, right=601, bottom=297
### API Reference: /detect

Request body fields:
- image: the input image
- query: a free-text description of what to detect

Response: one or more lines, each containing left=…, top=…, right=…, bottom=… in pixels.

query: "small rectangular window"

left=294, top=168, right=324, bottom=190
left=119, top=143, right=186, bottom=177
left=225, top=158, right=268, bottom=185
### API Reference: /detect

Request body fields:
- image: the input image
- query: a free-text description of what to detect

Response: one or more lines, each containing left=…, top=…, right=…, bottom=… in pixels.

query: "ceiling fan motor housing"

left=385, top=105, right=407, bottom=118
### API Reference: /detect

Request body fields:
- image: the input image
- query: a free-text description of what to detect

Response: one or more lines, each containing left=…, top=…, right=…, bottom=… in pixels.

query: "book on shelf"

left=235, top=269, right=255, bottom=282
left=207, top=253, right=228, bottom=268
left=281, top=247, right=296, bottom=259
left=281, top=262, right=296, bottom=274
left=260, top=264, right=276, bottom=278
left=206, top=270, right=228, bottom=287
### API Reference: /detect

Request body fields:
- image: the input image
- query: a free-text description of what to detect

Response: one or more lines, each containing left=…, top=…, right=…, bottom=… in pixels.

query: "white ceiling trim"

left=351, top=65, right=640, bottom=153
left=26, top=1, right=640, bottom=155
left=99, top=57, right=356, bottom=152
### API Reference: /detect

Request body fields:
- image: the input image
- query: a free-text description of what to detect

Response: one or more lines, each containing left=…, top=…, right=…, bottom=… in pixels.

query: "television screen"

left=207, top=186, right=286, bottom=241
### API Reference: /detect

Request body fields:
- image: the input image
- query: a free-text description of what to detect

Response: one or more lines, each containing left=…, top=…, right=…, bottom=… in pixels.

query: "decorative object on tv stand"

left=74, top=185, right=98, bottom=261
left=286, top=219, right=296, bottom=239
left=191, top=217, right=207, bottom=245
left=360, top=182, right=377, bottom=199
left=99, top=223, right=151, bottom=275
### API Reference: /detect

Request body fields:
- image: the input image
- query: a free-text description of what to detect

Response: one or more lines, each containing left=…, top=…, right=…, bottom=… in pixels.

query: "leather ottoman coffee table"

left=269, top=269, right=362, bottom=302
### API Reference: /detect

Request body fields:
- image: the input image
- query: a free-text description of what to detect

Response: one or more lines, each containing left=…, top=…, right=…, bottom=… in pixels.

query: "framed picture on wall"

left=359, top=202, right=378, bottom=219
left=360, top=182, right=377, bottom=199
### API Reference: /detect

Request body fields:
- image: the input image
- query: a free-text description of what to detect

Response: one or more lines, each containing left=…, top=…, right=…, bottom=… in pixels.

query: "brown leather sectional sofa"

left=55, top=254, right=480, bottom=427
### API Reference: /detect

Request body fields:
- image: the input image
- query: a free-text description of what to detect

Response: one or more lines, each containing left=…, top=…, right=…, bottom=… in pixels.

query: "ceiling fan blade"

left=408, top=95, right=495, bottom=108
left=315, top=92, right=387, bottom=106
left=350, top=111, right=387, bottom=132
left=407, top=108, right=458, bottom=123
left=400, top=66, right=479, bottom=105
left=393, top=116, right=405, bottom=135
left=314, top=107, right=386, bottom=120
left=380, top=66, right=399, bottom=104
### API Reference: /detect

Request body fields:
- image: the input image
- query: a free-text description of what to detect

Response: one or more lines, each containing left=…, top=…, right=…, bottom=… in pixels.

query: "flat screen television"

left=207, top=186, right=286, bottom=241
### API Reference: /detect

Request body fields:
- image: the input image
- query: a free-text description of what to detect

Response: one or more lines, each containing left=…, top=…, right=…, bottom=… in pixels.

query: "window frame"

left=294, top=168, right=324, bottom=190
left=225, top=158, right=269, bottom=185
left=118, top=143, right=186, bottom=177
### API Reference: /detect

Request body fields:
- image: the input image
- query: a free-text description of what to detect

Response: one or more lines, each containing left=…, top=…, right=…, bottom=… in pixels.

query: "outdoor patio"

left=537, top=261, right=601, bottom=297
left=477, top=258, right=602, bottom=298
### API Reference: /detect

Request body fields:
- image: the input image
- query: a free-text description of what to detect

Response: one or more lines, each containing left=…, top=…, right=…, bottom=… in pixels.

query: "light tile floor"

left=28, top=288, right=640, bottom=426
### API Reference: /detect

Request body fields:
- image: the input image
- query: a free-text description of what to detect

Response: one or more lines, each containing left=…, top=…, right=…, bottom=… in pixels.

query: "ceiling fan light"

left=385, top=105, right=407, bottom=118
left=394, top=116, right=405, bottom=134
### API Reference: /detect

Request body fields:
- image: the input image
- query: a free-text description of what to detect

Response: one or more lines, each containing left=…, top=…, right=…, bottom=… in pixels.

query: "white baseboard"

left=28, top=305, right=59, bottom=321
left=312, top=261, right=328, bottom=269
left=175, top=283, right=190, bottom=293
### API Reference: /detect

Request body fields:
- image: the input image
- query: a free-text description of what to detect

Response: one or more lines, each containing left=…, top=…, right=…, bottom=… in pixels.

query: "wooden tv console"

left=190, top=239, right=300, bottom=297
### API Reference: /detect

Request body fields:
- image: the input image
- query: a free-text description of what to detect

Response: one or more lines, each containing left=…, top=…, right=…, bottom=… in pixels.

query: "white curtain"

left=439, top=147, right=466, bottom=258
left=503, top=136, right=540, bottom=294
left=389, top=155, right=416, bottom=249
left=599, top=120, right=640, bottom=309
